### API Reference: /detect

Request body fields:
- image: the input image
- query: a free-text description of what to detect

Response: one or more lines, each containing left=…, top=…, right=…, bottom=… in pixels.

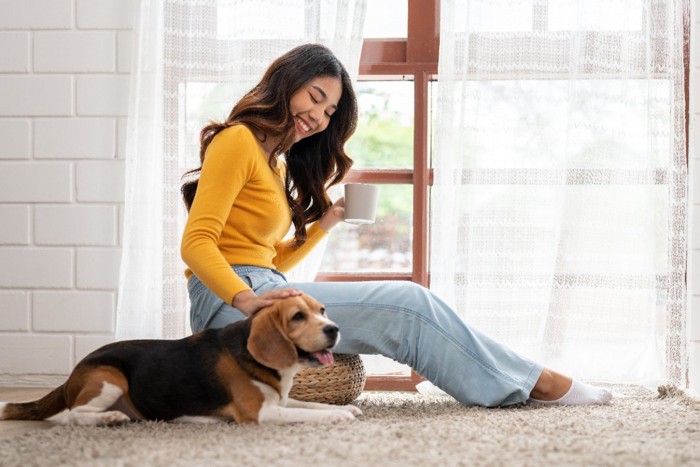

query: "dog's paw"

left=318, top=409, right=356, bottom=424
left=340, top=404, right=363, bottom=417
left=99, top=411, right=131, bottom=425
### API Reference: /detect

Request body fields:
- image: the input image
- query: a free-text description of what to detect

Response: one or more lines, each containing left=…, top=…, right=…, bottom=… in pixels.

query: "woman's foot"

left=528, top=368, right=612, bottom=406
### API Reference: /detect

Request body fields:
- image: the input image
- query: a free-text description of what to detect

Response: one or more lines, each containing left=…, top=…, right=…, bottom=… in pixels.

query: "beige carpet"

left=1, top=385, right=699, bottom=466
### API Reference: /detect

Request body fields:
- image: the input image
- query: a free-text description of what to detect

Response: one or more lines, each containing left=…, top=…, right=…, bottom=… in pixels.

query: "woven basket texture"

left=290, top=354, right=366, bottom=405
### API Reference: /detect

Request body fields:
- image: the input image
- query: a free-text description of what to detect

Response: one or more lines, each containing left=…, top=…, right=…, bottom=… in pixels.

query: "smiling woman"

left=288, top=76, right=342, bottom=143
left=115, top=1, right=371, bottom=354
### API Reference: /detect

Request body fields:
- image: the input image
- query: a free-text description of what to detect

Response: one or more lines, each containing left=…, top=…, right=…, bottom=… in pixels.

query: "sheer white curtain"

left=431, top=0, right=687, bottom=386
left=117, top=0, right=366, bottom=340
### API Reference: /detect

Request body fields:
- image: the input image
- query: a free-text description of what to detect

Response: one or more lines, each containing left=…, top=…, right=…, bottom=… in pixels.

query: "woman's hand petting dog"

left=232, top=288, right=304, bottom=316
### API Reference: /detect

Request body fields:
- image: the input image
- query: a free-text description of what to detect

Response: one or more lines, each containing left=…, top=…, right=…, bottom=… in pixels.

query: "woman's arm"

left=318, top=196, right=345, bottom=232
left=273, top=197, right=345, bottom=273
left=181, top=126, right=257, bottom=306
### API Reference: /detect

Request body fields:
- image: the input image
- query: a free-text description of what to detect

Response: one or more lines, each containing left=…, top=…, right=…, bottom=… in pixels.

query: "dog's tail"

left=0, top=385, right=67, bottom=421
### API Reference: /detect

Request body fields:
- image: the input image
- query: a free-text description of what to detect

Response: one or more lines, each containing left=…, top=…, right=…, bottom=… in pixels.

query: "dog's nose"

left=323, top=324, right=339, bottom=342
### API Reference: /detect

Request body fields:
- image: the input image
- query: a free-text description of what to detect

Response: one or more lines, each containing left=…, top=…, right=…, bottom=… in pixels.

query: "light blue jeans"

left=188, top=265, right=543, bottom=407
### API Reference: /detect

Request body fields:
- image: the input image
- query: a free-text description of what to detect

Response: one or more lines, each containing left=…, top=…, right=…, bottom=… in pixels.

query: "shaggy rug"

left=1, top=385, right=698, bottom=467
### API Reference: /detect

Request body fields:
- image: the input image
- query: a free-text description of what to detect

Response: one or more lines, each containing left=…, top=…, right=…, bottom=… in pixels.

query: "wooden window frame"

left=316, top=0, right=440, bottom=391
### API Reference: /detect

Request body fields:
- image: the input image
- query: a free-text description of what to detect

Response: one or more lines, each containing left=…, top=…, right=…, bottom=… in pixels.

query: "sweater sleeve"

left=273, top=221, right=328, bottom=273
left=180, top=126, right=257, bottom=304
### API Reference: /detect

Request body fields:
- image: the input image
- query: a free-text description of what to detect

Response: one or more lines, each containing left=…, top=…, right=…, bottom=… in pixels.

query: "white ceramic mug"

left=343, top=183, right=380, bottom=224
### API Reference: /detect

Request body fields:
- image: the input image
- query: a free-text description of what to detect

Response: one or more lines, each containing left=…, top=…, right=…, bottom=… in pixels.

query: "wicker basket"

left=290, top=354, right=366, bottom=405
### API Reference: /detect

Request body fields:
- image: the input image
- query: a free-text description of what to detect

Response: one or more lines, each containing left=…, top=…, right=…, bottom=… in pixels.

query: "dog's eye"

left=291, top=311, right=306, bottom=321
left=320, top=308, right=326, bottom=316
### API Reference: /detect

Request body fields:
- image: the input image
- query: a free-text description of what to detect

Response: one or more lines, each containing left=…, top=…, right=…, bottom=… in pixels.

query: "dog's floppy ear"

left=247, top=304, right=298, bottom=370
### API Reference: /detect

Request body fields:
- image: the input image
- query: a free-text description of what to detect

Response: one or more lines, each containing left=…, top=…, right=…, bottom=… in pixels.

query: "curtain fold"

left=431, top=0, right=687, bottom=386
left=117, top=0, right=367, bottom=340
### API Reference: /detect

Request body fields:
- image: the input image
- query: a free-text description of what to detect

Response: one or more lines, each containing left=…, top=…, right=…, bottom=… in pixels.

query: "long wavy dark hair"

left=181, top=44, right=357, bottom=246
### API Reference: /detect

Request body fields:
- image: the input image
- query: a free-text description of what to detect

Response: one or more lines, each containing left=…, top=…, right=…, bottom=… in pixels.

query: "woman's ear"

left=247, top=304, right=298, bottom=370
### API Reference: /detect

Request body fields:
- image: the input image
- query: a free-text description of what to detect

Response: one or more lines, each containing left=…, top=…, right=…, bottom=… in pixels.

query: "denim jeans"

left=188, top=265, right=543, bottom=406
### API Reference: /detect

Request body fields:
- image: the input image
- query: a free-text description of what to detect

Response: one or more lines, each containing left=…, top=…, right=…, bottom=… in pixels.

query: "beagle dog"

left=0, top=294, right=361, bottom=425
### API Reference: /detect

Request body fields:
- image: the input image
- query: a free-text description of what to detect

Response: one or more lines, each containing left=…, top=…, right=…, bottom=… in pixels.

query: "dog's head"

left=247, top=294, right=339, bottom=371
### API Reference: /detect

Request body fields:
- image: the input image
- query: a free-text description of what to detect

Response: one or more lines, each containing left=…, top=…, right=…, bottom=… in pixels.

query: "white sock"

left=529, top=380, right=613, bottom=406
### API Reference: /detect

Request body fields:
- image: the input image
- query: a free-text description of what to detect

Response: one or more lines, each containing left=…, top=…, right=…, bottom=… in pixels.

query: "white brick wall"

left=0, top=76, right=73, bottom=116
left=0, top=0, right=133, bottom=386
left=0, top=162, right=72, bottom=202
left=76, top=0, right=135, bottom=30
left=0, top=33, right=30, bottom=72
left=33, top=292, right=114, bottom=333
left=76, top=75, right=130, bottom=115
left=76, top=161, right=125, bottom=202
left=0, top=335, right=72, bottom=375
left=34, top=118, right=116, bottom=159
left=0, top=292, right=29, bottom=331
left=34, top=32, right=115, bottom=72
left=0, top=0, right=73, bottom=30
left=0, top=248, right=73, bottom=288
left=0, top=206, right=30, bottom=244
left=34, top=205, right=117, bottom=245
left=0, top=120, right=31, bottom=159
left=76, top=248, right=122, bottom=289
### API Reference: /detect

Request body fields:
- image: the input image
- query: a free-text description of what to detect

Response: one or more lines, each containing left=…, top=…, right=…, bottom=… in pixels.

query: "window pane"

left=217, top=0, right=367, bottom=40
left=217, top=0, right=304, bottom=40
left=319, top=184, right=413, bottom=272
left=439, top=79, right=670, bottom=170
left=453, top=0, right=534, bottom=33
left=347, top=81, right=414, bottom=169
left=443, top=184, right=668, bottom=277
left=549, top=0, right=643, bottom=31
left=364, top=0, right=407, bottom=38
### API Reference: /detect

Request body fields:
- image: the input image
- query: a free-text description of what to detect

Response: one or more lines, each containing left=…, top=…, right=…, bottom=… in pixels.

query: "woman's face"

left=289, top=76, right=342, bottom=143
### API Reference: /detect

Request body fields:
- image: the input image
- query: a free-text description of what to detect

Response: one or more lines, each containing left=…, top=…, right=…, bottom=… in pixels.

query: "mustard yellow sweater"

left=181, top=125, right=328, bottom=305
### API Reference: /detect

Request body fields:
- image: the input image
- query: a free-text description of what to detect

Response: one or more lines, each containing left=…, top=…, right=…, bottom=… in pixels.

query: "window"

left=318, top=0, right=688, bottom=390
left=176, top=0, right=689, bottom=389
left=319, top=81, right=414, bottom=274
left=363, top=0, right=408, bottom=38
left=316, top=0, right=439, bottom=390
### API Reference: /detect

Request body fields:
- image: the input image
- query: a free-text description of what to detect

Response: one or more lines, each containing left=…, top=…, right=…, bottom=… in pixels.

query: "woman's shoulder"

left=207, top=124, right=264, bottom=166
left=216, top=123, right=259, bottom=145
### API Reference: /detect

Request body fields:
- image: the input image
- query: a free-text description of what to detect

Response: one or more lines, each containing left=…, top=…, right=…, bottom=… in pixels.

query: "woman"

left=181, top=43, right=612, bottom=407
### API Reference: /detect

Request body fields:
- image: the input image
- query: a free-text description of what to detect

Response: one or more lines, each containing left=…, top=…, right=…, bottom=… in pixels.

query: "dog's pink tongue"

left=311, top=350, right=334, bottom=366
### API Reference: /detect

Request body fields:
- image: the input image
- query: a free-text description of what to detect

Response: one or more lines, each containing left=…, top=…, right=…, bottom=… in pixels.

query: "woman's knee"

left=383, top=281, right=458, bottom=328
left=388, top=281, right=434, bottom=308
